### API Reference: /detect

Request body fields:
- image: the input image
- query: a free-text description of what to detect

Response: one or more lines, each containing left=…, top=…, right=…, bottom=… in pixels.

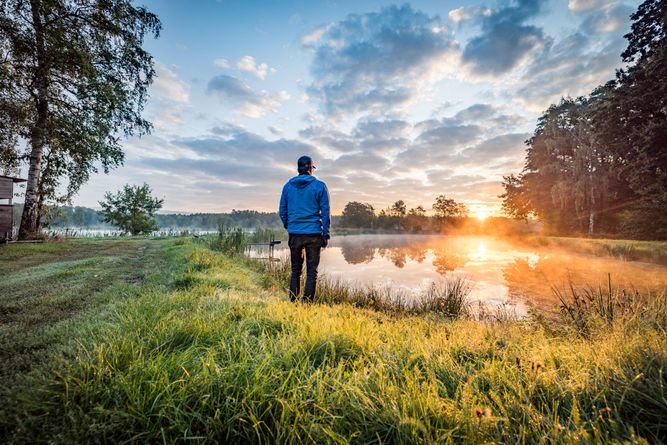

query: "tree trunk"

left=588, top=210, right=595, bottom=236
left=588, top=168, right=595, bottom=237
left=18, top=0, right=48, bottom=240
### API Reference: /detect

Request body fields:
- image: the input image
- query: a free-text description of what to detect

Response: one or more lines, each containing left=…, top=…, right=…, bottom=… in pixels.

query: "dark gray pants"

left=288, top=234, right=323, bottom=302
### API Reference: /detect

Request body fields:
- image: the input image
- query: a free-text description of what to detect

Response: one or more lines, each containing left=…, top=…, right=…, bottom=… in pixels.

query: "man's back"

left=279, top=174, right=330, bottom=239
left=279, top=155, right=331, bottom=302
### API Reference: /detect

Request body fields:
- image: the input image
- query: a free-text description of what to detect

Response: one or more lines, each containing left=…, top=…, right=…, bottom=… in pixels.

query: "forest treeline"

left=501, top=0, right=667, bottom=240
left=12, top=205, right=286, bottom=231
left=16, top=199, right=535, bottom=236
left=337, top=197, right=537, bottom=235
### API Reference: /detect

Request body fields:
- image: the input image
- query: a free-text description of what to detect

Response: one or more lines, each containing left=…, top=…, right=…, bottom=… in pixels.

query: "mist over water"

left=252, top=234, right=667, bottom=315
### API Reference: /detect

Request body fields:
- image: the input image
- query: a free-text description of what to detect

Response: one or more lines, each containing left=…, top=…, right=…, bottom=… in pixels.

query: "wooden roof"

left=0, top=175, right=27, bottom=183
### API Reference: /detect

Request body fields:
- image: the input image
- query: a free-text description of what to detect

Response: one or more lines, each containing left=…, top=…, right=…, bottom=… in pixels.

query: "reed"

left=553, top=274, right=667, bottom=337
left=255, top=256, right=474, bottom=318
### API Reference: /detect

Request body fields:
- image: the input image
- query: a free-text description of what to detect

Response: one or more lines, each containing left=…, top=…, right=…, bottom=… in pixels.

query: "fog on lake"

left=251, top=235, right=667, bottom=316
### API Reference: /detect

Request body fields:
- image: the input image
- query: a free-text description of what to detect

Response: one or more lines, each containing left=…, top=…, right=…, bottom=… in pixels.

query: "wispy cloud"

left=206, top=74, right=290, bottom=117
left=214, top=58, right=230, bottom=69
left=147, top=62, right=190, bottom=129
left=236, top=55, right=270, bottom=80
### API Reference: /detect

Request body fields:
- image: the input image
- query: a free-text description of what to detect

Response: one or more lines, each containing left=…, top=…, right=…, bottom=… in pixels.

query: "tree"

left=340, top=201, right=375, bottom=228
left=501, top=96, right=623, bottom=236
left=389, top=200, right=406, bottom=217
left=591, top=0, right=667, bottom=238
left=406, top=205, right=428, bottom=232
left=499, top=174, right=532, bottom=220
left=99, top=183, right=163, bottom=235
left=501, top=0, right=667, bottom=239
left=432, top=195, right=468, bottom=219
left=0, top=0, right=161, bottom=239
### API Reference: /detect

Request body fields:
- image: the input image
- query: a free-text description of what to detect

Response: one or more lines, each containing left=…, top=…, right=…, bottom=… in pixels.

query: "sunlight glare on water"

left=253, top=234, right=667, bottom=315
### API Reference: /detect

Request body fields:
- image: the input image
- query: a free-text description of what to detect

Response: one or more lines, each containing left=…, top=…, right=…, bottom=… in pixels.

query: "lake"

left=252, top=234, right=667, bottom=316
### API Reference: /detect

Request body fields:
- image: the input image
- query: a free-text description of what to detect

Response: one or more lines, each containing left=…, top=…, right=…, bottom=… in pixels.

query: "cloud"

left=462, top=0, right=548, bottom=76
left=301, top=24, right=330, bottom=45
left=580, top=3, right=633, bottom=34
left=568, top=0, right=614, bottom=12
left=214, top=58, right=230, bottom=69
left=236, top=55, right=270, bottom=80
left=454, top=104, right=496, bottom=122
left=128, top=131, right=321, bottom=211
left=459, top=133, right=529, bottom=160
left=303, top=4, right=459, bottom=118
left=448, top=6, right=491, bottom=23
left=268, top=126, right=284, bottom=135
left=513, top=4, right=632, bottom=111
left=153, top=63, right=189, bottom=103
left=147, top=62, right=190, bottom=129
left=210, top=121, right=245, bottom=136
left=206, top=74, right=290, bottom=117
left=390, top=103, right=528, bottom=179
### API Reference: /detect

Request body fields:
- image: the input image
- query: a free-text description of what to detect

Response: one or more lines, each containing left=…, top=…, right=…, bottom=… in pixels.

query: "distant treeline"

left=337, top=198, right=539, bottom=235
left=10, top=201, right=532, bottom=235
left=501, top=0, right=667, bottom=240
left=12, top=205, right=289, bottom=230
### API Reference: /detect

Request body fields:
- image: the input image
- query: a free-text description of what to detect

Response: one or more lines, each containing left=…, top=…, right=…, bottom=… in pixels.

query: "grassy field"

left=0, top=237, right=665, bottom=444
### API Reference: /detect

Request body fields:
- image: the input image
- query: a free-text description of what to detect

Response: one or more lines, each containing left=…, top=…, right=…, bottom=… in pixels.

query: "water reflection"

left=255, top=234, right=667, bottom=314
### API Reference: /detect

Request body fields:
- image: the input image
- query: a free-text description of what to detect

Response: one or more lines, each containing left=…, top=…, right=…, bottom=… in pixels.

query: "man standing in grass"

left=279, top=156, right=331, bottom=302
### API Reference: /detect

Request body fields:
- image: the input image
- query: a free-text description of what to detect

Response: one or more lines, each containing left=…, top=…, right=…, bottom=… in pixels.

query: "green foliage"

left=502, top=0, right=667, bottom=239
left=432, top=195, right=469, bottom=219
left=209, top=224, right=248, bottom=256
left=340, top=201, right=376, bottom=228
left=0, top=0, right=161, bottom=238
left=261, top=258, right=473, bottom=319
left=99, top=183, right=163, bottom=236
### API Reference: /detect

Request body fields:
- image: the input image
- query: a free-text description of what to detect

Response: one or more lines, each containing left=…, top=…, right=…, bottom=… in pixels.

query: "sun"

left=474, top=209, right=489, bottom=221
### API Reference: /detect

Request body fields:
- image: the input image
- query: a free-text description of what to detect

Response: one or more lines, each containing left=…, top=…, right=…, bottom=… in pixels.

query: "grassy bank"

left=1, top=238, right=666, bottom=443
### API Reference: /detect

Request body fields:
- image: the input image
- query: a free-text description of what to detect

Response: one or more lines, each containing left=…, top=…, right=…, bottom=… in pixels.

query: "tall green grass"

left=258, top=257, right=474, bottom=319
left=1, top=239, right=666, bottom=443
left=553, top=274, right=667, bottom=337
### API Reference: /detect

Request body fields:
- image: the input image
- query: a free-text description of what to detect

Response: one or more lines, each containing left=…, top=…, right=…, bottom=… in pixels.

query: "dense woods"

left=501, top=0, right=667, bottom=239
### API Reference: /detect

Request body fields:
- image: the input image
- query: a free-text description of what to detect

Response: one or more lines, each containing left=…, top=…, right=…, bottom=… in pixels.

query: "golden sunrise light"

left=3, top=1, right=666, bottom=442
left=474, top=207, right=490, bottom=221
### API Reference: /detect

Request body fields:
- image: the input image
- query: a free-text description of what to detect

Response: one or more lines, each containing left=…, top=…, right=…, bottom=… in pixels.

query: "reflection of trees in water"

left=500, top=254, right=665, bottom=307
left=378, top=245, right=428, bottom=268
left=340, top=243, right=376, bottom=264
left=338, top=238, right=470, bottom=272
left=502, top=258, right=551, bottom=304
left=431, top=249, right=468, bottom=275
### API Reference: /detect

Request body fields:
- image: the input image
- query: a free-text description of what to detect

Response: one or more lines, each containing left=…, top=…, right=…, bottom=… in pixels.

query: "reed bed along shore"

left=257, top=256, right=477, bottom=319
left=1, top=237, right=666, bottom=444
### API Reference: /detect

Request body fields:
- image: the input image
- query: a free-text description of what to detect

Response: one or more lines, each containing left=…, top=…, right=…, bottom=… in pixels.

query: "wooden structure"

left=248, top=239, right=282, bottom=262
left=0, top=175, right=27, bottom=242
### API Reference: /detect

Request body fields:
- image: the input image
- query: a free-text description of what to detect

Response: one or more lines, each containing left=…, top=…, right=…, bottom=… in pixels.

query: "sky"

left=71, top=0, right=639, bottom=215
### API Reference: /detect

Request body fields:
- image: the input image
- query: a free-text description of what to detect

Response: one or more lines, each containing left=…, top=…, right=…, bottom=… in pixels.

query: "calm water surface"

left=254, top=235, right=667, bottom=315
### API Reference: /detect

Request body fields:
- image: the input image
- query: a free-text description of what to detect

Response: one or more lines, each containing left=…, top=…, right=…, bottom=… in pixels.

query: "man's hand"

left=322, top=236, right=329, bottom=248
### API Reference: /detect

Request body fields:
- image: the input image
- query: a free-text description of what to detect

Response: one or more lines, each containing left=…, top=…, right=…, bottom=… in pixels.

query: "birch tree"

left=0, top=0, right=160, bottom=239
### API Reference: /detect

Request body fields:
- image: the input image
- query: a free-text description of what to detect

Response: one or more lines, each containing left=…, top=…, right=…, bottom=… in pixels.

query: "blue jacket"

left=279, top=174, right=331, bottom=239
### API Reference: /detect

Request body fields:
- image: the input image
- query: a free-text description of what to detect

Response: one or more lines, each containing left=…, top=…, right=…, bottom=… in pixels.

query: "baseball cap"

left=297, top=155, right=316, bottom=170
